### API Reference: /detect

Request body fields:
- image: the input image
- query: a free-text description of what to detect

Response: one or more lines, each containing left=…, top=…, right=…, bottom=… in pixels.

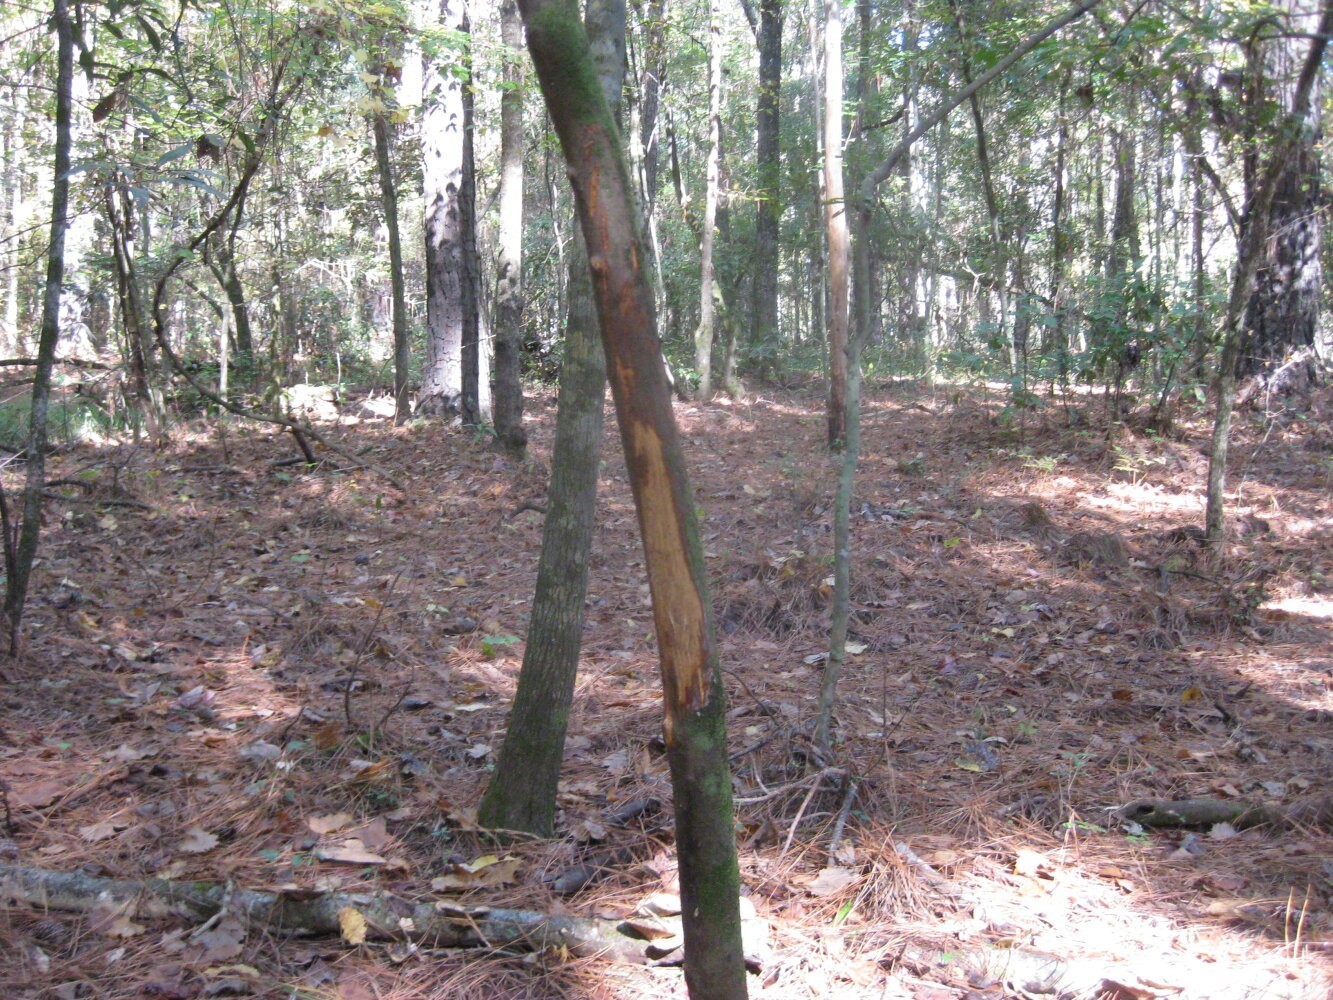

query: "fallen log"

left=1116, top=796, right=1332, bottom=831
left=0, top=862, right=765, bottom=965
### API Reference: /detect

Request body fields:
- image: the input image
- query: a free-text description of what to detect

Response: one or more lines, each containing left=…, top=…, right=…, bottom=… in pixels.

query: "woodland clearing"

left=0, top=380, right=1329, bottom=999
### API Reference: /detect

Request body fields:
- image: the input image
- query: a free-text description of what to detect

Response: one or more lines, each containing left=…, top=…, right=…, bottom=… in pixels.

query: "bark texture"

left=479, top=0, right=624, bottom=840
left=1237, top=0, right=1325, bottom=391
left=492, top=0, right=528, bottom=452
left=823, top=0, right=849, bottom=450
left=749, top=0, right=782, bottom=376
left=372, top=110, right=411, bottom=425
left=420, top=0, right=473, bottom=417
left=518, top=0, right=746, bottom=993
left=4, top=0, right=73, bottom=648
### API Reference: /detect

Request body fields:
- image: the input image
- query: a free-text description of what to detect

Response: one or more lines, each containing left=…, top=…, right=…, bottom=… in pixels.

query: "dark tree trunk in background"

left=517, top=0, right=747, bottom=992
left=492, top=0, right=528, bottom=453
left=372, top=111, right=411, bottom=424
left=1207, top=0, right=1330, bottom=540
left=692, top=2, right=721, bottom=400
left=750, top=0, right=782, bottom=376
left=1238, top=0, right=1324, bottom=393
left=824, top=0, right=850, bottom=450
left=4, top=0, right=73, bottom=652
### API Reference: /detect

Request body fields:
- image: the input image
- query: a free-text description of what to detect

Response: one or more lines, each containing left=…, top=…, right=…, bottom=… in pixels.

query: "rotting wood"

left=0, top=863, right=767, bottom=966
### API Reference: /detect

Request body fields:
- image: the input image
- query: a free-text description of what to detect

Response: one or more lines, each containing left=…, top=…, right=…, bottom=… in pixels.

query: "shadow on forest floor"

left=0, top=380, right=1329, bottom=999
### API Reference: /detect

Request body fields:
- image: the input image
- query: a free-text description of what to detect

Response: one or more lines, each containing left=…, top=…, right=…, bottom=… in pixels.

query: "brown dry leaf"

left=315, top=839, right=387, bottom=865
left=90, top=902, right=145, bottom=939
left=307, top=812, right=354, bottom=836
left=345, top=817, right=391, bottom=850
left=11, top=780, right=67, bottom=809
left=1014, top=848, right=1054, bottom=879
left=311, top=721, right=343, bottom=751
left=806, top=866, right=860, bottom=897
left=79, top=819, right=128, bottom=843
left=338, top=907, right=368, bottom=945
left=178, top=826, right=220, bottom=854
left=429, top=855, right=521, bottom=891
left=569, top=818, right=607, bottom=842
left=194, top=915, right=246, bottom=963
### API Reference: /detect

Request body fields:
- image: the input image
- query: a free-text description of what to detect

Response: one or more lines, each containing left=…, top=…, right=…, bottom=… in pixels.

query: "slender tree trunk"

left=373, top=111, right=412, bottom=424
left=457, top=25, right=487, bottom=427
left=1206, top=0, right=1329, bottom=541
left=826, top=0, right=1101, bottom=744
left=4, top=0, right=73, bottom=652
left=750, top=0, right=782, bottom=375
left=2, top=82, right=22, bottom=354
left=104, top=178, right=161, bottom=437
left=823, top=0, right=849, bottom=449
left=492, top=0, right=528, bottom=452
left=518, top=0, right=746, bottom=992
left=692, top=3, right=721, bottom=400
left=479, top=0, right=625, bottom=838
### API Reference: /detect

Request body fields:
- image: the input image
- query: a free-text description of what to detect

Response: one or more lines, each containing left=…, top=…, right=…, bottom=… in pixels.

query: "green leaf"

left=156, top=143, right=194, bottom=167
left=480, top=634, right=519, bottom=657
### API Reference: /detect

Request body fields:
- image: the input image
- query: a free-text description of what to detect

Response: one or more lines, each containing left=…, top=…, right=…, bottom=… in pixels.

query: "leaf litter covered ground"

left=1, top=381, right=1330, bottom=1000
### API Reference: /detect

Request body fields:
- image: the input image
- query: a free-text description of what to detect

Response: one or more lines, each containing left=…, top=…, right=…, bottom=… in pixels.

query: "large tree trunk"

left=1206, top=1, right=1330, bottom=541
left=491, top=0, right=528, bottom=452
left=518, top=0, right=746, bottom=993
left=420, top=0, right=474, bottom=417
left=1237, top=0, right=1324, bottom=393
left=3, top=0, right=73, bottom=651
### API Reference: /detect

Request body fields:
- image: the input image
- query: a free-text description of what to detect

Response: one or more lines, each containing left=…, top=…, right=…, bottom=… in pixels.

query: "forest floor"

left=0, top=378, right=1329, bottom=1000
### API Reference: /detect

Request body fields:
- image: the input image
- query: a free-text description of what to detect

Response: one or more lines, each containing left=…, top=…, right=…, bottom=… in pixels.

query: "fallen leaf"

left=307, top=812, right=354, bottom=836
left=11, top=780, right=67, bottom=808
left=79, top=820, right=127, bottom=843
left=1014, top=849, right=1054, bottom=879
left=806, top=866, right=859, bottom=897
left=338, top=907, right=368, bottom=945
left=315, top=839, right=386, bottom=865
left=178, top=826, right=220, bottom=854
left=345, top=817, right=391, bottom=850
left=430, top=855, right=521, bottom=891
left=193, top=915, right=246, bottom=963
left=569, top=818, right=607, bottom=842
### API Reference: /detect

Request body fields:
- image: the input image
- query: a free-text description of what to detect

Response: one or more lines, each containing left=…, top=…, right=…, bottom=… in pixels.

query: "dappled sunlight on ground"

left=0, top=381, right=1328, bottom=998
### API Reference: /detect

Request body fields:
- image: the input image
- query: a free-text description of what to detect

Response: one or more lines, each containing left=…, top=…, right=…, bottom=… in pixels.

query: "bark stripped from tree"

left=518, top=0, right=746, bottom=993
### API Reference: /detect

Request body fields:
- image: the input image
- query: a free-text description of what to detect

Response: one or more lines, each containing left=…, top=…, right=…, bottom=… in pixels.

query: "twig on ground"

left=781, top=772, right=826, bottom=858
left=827, top=777, right=858, bottom=865
left=893, top=840, right=947, bottom=887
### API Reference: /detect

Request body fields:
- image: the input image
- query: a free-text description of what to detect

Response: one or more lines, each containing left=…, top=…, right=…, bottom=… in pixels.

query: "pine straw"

left=1, top=383, right=1330, bottom=998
